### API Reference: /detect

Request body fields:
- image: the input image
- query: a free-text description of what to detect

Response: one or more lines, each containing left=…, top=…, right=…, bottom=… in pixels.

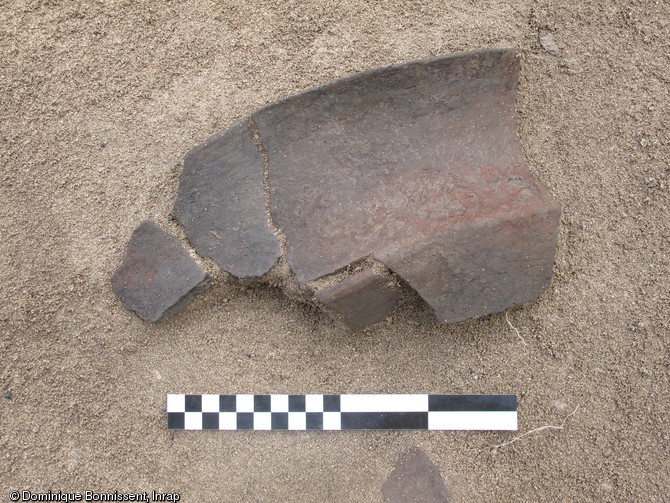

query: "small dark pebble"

left=4, top=392, right=12, bottom=399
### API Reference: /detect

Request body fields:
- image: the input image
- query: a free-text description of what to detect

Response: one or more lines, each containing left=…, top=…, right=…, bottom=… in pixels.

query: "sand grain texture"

left=1, top=1, right=668, bottom=502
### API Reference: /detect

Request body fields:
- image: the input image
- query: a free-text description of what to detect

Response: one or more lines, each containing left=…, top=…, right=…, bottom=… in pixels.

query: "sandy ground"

left=1, top=1, right=668, bottom=502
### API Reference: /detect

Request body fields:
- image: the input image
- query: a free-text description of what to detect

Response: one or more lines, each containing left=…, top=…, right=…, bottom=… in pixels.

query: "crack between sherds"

left=247, top=118, right=306, bottom=298
left=305, top=255, right=399, bottom=295
left=247, top=118, right=287, bottom=259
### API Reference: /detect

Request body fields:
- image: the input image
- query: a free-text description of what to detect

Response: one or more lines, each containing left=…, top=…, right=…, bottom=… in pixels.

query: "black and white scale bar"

left=167, top=394, right=517, bottom=431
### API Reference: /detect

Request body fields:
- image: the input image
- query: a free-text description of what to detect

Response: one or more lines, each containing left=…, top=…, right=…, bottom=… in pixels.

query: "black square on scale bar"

left=185, top=395, right=202, bottom=412
left=202, top=413, right=219, bottom=430
left=167, top=412, right=185, bottom=429
left=271, top=413, right=289, bottom=430
left=289, top=395, right=306, bottom=412
left=219, top=395, right=236, bottom=412
left=254, top=395, right=271, bottom=412
left=306, top=412, right=323, bottom=430
left=323, top=395, right=340, bottom=412
left=237, top=413, right=254, bottom=430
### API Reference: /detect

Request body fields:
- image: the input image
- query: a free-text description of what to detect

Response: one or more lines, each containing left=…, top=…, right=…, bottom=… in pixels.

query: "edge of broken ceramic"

left=141, top=48, right=558, bottom=329
left=171, top=119, right=281, bottom=281
left=179, top=47, right=549, bottom=329
left=251, top=47, right=522, bottom=119
left=110, top=220, right=211, bottom=323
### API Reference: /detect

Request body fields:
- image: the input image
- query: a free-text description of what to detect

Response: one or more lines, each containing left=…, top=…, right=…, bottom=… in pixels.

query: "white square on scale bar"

left=254, top=412, right=272, bottom=430
left=305, top=394, right=323, bottom=412
left=236, top=394, right=255, bottom=413
left=167, top=394, right=185, bottom=413
left=184, top=412, right=202, bottom=430
left=288, top=412, right=307, bottom=430
left=201, top=394, right=219, bottom=413
left=271, top=394, right=289, bottom=413
left=219, top=412, right=237, bottom=430
left=323, top=412, right=341, bottom=430
left=427, top=411, right=517, bottom=431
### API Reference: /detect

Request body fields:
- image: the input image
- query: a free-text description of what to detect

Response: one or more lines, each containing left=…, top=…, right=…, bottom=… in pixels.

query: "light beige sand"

left=1, top=1, right=668, bottom=501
